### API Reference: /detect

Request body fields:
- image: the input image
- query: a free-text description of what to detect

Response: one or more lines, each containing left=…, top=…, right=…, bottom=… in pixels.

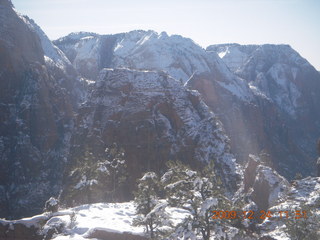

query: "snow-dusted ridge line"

left=54, top=29, right=256, bottom=102
left=15, top=12, right=72, bottom=70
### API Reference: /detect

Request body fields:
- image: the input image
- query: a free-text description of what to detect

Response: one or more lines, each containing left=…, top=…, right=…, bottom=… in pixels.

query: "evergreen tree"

left=44, top=197, right=59, bottom=213
left=133, top=172, right=171, bottom=239
left=102, top=143, right=128, bottom=202
left=161, top=160, right=231, bottom=240
left=62, top=143, right=128, bottom=205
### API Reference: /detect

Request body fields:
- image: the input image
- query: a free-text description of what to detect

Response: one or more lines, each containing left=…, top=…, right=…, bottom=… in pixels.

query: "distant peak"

left=53, top=31, right=99, bottom=44
left=159, top=31, right=168, bottom=38
left=125, top=29, right=156, bottom=36
left=257, top=43, right=292, bottom=51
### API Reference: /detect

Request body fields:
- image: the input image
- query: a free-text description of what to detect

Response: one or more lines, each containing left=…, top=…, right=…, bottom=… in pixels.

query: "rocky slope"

left=19, top=15, right=85, bottom=105
left=59, top=68, right=241, bottom=207
left=0, top=0, right=75, bottom=219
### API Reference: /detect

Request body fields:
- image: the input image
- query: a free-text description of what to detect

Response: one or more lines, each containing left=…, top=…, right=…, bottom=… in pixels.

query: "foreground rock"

left=243, top=155, right=290, bottom=211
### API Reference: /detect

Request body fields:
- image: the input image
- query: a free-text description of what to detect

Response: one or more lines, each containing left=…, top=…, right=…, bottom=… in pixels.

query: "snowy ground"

left=49, top=202, right=144, bottom=239
left=0, top=201, right=189, bottom=240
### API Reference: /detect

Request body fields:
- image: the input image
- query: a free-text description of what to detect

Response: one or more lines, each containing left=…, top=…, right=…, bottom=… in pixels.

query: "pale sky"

left=12, top=0, right=320, bottom=70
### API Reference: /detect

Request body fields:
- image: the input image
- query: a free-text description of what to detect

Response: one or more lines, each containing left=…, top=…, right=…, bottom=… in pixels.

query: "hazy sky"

left=12, top=0, right=320, bottom=70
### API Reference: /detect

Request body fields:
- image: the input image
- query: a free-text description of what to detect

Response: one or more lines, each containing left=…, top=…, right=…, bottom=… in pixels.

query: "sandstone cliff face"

left=60, top=68, right=241, bottom=206
left=0, top=0, right=74, bottom=219
left=186, top=72, right=303, bottom=182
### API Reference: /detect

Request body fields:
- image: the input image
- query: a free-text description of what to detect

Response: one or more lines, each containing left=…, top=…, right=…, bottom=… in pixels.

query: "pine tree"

left=62, top=143, right=128, bottom=205
left=133, top=172, right=171, bottom=239
left=161, top=160, right=231, bottom=240
left=102, top=143, right=128, bottom=202
left=44, top=197, right=59, bottom=213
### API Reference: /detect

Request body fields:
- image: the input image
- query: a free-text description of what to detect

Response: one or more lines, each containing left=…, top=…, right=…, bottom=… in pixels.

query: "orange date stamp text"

left=211, top=210, right=308, bottom=220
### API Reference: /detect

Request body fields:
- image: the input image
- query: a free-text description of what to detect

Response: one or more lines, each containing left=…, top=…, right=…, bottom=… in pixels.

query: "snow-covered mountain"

left=208, top=43, right=318, bottom=116
left=19, top=16, right=72, bottom=72
left=54, top=31, right=320, bottom=180
left=208, top=43, right=320, bottom=178
left=54, top=30, right=253, bottom=101
left=18, top=14, right=85, bottom=105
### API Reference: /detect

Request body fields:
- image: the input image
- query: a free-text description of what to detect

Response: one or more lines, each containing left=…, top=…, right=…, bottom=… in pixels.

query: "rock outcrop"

left=242, top=155, right=290, bottom=212
left=60, top=68, right=241, bottom=206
